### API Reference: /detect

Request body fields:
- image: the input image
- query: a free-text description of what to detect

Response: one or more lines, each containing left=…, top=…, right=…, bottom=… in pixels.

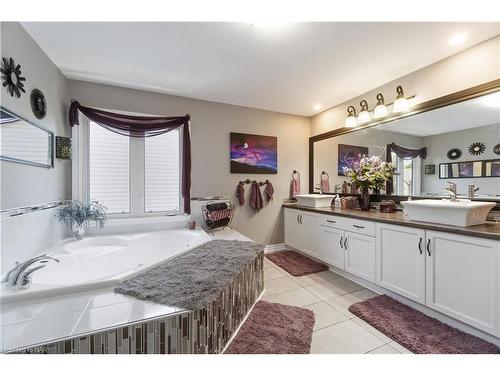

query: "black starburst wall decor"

left=494, top=144, right=500, bottom=156
left=0, top=57, right=26, bottom=98
left=468, top=142, right=485, bottom=156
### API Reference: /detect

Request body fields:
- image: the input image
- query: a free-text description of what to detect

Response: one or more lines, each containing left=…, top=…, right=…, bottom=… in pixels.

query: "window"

left=392, top=152, right=421, bottom=196
left=87, top=121, right=181, bottom=216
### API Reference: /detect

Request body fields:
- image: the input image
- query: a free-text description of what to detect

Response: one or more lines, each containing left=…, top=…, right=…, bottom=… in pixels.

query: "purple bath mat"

left=349, top=295, right=500, bottom=354
left=224, top=301, right=315, bottom=354
left=266, top=250, right=328, bottom=276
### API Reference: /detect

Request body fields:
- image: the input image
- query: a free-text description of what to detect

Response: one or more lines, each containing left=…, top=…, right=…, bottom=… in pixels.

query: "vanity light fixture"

left=358, top=100, right=371, bottom=124
left=344, top=106, right=358, bottom=128
left=373, top=93, right=388, bottom=118
left=393, top=85, right=410, bottom=112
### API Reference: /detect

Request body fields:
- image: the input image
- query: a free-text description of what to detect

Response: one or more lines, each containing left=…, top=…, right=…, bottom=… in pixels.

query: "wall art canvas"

left=338, top=144, right=368, bottom=176
left=230, top=132, right=277, bottom=174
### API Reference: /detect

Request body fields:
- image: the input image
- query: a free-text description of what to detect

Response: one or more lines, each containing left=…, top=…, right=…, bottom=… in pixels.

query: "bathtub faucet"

left=1, top=254, right=59, bottom=290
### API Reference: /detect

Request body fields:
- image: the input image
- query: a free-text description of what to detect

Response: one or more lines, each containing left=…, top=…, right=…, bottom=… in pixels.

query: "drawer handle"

left=426, top=239, right=431, bottom=256
left=327, top=219, right=336, bottom=224
left=418, top=237, right=423, bottom=255
left=339, top=236, right=343, bottom=249
left=353, top=224, right=365, bottom=229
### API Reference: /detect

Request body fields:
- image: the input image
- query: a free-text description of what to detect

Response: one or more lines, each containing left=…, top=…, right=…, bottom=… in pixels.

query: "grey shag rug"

left=349, top=295, right=500, bottom=354
left=224, top=301, right=315, bottom=354
left=114, top=240, right=263, bottom=310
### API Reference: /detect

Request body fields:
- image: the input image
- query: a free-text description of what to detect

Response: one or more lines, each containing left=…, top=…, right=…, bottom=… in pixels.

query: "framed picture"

left=338, top=144, right=368, bottom=176
left=230, top=132, right=277, bottom=174
left=424, top=164, right=435, bottom=175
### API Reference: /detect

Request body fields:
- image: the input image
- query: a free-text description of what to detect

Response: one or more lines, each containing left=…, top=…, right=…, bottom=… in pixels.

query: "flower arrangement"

left=342, top=155, right=398, bottom=191
left=56, top=200, right=107, bottom=239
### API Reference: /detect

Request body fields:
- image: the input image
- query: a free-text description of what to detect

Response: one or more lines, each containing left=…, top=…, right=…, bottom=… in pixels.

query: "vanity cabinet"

left=318, top=225, right=345, bottom=268
left=376, top=224, right=426, bottom=304
left=284, top=209, right=320, bottom=256
left=425, top=231, right=500, bottom=336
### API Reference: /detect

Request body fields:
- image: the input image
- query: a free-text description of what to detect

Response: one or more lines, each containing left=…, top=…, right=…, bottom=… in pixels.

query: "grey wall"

left=0, top=22, right=71, bottom=209
left=67, top=80, right=310, bottom=244
left=421, top=123, right=500, bottom=196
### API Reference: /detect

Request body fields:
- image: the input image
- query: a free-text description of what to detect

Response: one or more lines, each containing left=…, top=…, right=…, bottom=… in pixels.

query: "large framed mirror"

left=309, top=80, right=500, bottom=202
left=0, top=107, right=54, bottom=168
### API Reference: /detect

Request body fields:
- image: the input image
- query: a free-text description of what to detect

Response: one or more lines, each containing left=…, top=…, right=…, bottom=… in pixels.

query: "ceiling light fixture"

left=314, top=104, right=323, bottom=111
left=449, top=32, right=469, bottom=47
left=373, top=93, right=388, bottom=118
left=393, top=85, right=409, bottom=112
left=358, top=100, right=371, bottom=124
left=344, top=106, right=358, bottom=128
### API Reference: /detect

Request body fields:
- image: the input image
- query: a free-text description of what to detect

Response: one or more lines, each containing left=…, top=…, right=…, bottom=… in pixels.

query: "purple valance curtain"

left=386, top=143, right=427, bottom=195
left=69, top=100, right=191, bottom=213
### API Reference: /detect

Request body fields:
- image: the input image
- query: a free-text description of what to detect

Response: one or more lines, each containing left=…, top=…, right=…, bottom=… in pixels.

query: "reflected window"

left=392, top=152, right=421, bottom=196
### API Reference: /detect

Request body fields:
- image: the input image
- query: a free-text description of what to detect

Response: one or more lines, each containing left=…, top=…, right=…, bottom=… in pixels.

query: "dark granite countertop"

left=282, top=203, right=500, bottom=241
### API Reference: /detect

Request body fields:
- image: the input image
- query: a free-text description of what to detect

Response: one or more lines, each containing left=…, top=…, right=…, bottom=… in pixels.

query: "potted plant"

left=56, top=200, right=107, bottom=239
left=343, top=155, right=397, bottom=211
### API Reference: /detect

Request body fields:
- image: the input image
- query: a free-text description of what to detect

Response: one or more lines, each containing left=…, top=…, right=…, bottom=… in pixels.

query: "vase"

left=359, top=187, right=371, bottom=211
left=72, top=224, right=85, bottom=240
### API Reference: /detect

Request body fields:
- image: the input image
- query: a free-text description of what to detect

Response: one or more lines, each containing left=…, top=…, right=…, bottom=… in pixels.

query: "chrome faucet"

left=468, top=183, right=479, bottom=199
left=443, top=182, right=458, bottom=202
left=334, top=184, right=342, bottom=193
left=314, top=184, right=323, bottom=195
left=1, top=254, right=59, bottom=290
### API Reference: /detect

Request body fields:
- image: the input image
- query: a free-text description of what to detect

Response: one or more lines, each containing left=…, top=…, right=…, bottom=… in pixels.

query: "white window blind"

left=89, top=122, right=130, bottom=214
left=145, top=130, right=180, bottom=212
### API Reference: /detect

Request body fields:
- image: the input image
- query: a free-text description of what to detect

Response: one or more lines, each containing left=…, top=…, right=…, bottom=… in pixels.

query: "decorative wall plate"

left=55, top=136, right=72, bottom=159
left=0, top=57, right=26, bottom=98
left=447, top=148, right=461, bottom=160
left=494, top=144, right=500, bottom=156
left=468, top=142, right=485, bottom=156
left=30, top=89, right=47, bottom=119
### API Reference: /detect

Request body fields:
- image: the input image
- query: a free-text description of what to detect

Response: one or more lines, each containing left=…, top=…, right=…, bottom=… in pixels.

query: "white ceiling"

left=22, top=22, right=499, bottom=116
left=377, top=92, right=500, bottom=137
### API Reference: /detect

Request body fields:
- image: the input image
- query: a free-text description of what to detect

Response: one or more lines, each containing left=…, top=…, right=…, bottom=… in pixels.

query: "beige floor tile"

left=264, top=277, right=301, bottom=295
left=305, top=301, right=349, bottom=331
left=263, top=267, right=287, bottom=281
left=304, top=276, right=364, bottom=300
left=324, top=289, right=378, bottom=318
left=310, top=319, right=385, bottom=354
left=261, top=287, right=321, bottom=307
left=368, top=344, right=401, bottom=354
left=388, top=341, right=414, bottom=354
left=293, top=271, right=342, bottom=287
left=351, top=317, right=392, bottom=343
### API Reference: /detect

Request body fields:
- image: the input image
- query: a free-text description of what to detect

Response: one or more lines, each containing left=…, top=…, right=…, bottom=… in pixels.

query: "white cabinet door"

left=345, top=232, right=376, bottom=282
left=301, top=212, right=320, bottom=257
left=426, top=231, right=500, bottom=336
left=319, top=225, right=345, bottom=269
left=376, top=223, right=426, bottom=304
left=284, top=209, right=302, bottom=251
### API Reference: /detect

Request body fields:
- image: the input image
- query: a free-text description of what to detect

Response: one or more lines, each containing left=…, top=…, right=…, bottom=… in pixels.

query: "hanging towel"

left=320, top=176, right=330, bottom=193
left=264, top=181, right=274, bottom=201
left=290, top=176, right=300, bottom=198
left=236, top=183, right=245, bottom=206
left=250, top=181, right=264, bottom=211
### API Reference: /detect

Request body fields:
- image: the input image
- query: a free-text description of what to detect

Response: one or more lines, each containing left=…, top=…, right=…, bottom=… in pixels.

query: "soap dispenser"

left=334, top=194, right=341, bottom=208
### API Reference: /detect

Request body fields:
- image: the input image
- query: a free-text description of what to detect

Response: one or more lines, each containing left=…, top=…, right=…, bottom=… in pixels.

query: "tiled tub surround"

left=2, top=249, right=264, bottom=353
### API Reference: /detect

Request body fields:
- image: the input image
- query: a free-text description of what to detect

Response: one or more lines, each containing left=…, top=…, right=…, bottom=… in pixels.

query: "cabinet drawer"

left=320, top=215, right=348, bottom=229
left=344, top=218, right=376, bottom=237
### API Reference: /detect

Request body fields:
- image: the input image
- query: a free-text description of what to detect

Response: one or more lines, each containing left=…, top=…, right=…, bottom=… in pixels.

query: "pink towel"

left=290, top=177, right=300, bottom=198
left=236, top=183, right=245, bottom=206
left=264, top=181, right=274, bottom=201
left=321, top=177, right=330, bottom=193
left=250, top=181, right=264, bottom=211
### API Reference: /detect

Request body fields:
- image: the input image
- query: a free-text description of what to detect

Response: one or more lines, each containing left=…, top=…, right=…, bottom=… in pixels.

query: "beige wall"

left=67, top=80, right=310, bottom=244
left=0, top=22, right=71, bottom=209
left=310, top=36, right=500, bottom=136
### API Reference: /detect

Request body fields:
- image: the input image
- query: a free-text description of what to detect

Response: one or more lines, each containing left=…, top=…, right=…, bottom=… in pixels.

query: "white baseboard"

left=264, top=243, right=287, bottom=254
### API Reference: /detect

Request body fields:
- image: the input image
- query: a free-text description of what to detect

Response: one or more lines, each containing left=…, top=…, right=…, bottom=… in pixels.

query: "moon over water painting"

left=230, top=132, right=277, bottom=174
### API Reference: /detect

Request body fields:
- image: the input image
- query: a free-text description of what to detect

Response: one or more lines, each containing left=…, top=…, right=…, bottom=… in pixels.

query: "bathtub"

left=1, top=226, right=212, bottom=304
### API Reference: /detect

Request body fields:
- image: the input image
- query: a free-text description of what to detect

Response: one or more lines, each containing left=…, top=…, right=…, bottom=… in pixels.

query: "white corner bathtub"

left=1, top=225, right=212, bottom=304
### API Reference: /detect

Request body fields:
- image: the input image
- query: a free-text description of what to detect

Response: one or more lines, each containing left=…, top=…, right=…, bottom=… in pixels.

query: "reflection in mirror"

left=313, top=90, right=500, bottom=201
left=0, top=107, right=54, bottom=168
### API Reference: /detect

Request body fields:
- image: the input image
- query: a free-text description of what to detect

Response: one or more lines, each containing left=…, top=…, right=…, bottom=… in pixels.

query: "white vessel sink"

left=401, top=199, right=496, bottom=227
left=295, top=194, right=333, bottom=208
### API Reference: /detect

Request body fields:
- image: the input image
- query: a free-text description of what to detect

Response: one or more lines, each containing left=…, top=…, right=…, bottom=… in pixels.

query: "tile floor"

left=262, top=256, right=413, bottom=354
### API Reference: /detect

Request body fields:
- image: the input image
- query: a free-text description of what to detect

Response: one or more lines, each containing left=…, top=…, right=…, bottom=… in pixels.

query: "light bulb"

left=358, top=100, right=371, bottom=124
left=393, top=85, right=409, bottom=112
left=344, top=105, right=358, bottom=128
left=373, top=93, right=388, bottom=118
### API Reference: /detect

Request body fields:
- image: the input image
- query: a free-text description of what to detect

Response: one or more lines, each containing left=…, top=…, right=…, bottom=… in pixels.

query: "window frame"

left=73, top=113, right=183, bottom=218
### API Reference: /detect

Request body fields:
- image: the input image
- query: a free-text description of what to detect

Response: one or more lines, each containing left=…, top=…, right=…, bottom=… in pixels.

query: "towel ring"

left=321, top=171, right=330, bottom=179
left=292, top=170, right=300, bottom=180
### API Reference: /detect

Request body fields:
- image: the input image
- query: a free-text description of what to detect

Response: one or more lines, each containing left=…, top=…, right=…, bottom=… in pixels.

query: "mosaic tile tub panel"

left=15, top=251, right=264, bottom=354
